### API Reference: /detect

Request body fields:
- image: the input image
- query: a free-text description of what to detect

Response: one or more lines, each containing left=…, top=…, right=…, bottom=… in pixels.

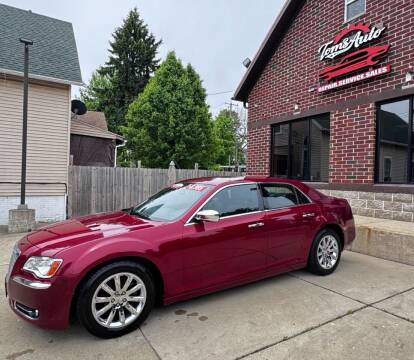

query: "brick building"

left=234, top=0, right=414, bottom=222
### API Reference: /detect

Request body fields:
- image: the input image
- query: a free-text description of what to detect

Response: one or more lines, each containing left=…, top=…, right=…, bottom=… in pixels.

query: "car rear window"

left=260, top=184, right=309, bottom=210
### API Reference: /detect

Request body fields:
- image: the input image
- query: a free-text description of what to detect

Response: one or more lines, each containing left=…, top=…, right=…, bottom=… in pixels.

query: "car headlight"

left=23, top=257, right=63, bottom=279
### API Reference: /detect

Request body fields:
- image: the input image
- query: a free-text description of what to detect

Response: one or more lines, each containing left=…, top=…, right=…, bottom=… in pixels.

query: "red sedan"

left=5, top=177, right=355, bottom=338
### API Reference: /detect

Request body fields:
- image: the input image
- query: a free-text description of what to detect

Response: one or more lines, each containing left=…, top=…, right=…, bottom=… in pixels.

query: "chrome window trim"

left=185, top=182, right=261, bottom=225
left=258, top=182, right=313, bottom=212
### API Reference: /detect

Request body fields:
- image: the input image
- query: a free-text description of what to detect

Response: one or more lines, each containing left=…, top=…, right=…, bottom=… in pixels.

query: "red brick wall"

left=247, top=125, right=271, bottom=175
left=247, top=0, right=414, bottom=183
left=330, top=103, right=376, bottom=184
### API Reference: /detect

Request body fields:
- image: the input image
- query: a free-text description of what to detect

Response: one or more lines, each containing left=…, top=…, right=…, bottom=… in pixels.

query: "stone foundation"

left=8, top=204, right=36, bottom=233
left=320, top=190, right=414, bottom=222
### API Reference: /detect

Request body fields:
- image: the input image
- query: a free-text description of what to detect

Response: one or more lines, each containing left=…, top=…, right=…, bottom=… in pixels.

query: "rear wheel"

left=307, top=229, right=341, bottom=275
left=77, top=261, right=155, bottom=338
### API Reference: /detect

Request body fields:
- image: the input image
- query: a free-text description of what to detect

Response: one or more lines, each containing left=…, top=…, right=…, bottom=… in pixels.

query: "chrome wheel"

left=91, top=272, right=147, bottom=329
left=317, top=235, right=339, bottom=270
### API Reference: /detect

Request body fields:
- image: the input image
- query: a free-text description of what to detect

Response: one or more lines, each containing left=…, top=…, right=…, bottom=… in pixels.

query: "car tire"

left=307, top=229, right=342, bottom=276
left=76, top=261, right=155, bottom=338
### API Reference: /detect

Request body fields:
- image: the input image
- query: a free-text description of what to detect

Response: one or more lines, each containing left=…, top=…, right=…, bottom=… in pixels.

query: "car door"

left=181, top=183, right=268, bottom=293
left=259, top=183, right=321, bottom=272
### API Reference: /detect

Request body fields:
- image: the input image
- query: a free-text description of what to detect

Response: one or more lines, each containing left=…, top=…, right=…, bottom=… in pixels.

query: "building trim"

left=233, top=0, right=305, bottom=102
left=0, top=68, right=84, bottom=86
left=248, top=85, right=414, bottom=130
left=307, top=182, right=414, bottom=195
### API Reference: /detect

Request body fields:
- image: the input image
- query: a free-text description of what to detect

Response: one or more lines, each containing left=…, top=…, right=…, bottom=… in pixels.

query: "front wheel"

left=307, top=229, right=341, bottom=275
left=77, top=261, right=155, bottom=338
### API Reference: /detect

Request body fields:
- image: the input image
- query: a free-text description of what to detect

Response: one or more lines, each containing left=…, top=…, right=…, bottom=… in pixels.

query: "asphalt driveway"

left=1, top=232, right=413, bottom=360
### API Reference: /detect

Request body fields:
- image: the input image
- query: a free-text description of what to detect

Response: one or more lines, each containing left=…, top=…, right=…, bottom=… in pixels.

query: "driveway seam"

left=139, top=327, right=162, bottom=360
left=290, top=273, right=414, bottom=312
left=369, top=286, right=414, bottom=307
left=371, top=306, right=414, bottom=325
left=288, top=274, right=367, bottom=305
left=290, top=274, right=414, bottom=325
left=234, top=275, right=414, bottom=359
left=234, top=305, right=368, bottom=360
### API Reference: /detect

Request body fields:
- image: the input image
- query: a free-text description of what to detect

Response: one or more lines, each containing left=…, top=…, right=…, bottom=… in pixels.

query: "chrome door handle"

left=302, top=212, right=315, bottom=218
left=248, top=222, right=264, bottom=228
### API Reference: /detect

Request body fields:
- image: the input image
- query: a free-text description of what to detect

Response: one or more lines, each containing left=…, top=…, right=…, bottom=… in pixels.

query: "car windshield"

left=131, top=183, right=211, bottom=222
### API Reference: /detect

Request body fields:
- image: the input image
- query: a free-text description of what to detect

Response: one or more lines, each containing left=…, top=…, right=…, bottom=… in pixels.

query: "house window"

left=345, top=0, right=366, bottom=22
left=377, top=98, right=414, bottom=184
left=271, top=114, right=330, bottom=182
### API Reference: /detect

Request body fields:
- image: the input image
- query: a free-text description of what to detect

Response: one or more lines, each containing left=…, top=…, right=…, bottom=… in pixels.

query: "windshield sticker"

left=186, top=184, right=206, bottom=192
left=171, top=183, right=185, bottom=189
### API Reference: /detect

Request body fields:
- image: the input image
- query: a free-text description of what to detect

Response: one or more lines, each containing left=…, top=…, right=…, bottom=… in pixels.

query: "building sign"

left=318, top=22, right=391, bottom=93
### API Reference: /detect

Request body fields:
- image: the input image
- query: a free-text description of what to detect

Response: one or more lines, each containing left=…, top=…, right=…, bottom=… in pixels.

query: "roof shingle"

left=71, top=116, right=124, bottom=143
left=0, top=3, right=82, bottom=84
left=76, top=111, right=108, bottom=131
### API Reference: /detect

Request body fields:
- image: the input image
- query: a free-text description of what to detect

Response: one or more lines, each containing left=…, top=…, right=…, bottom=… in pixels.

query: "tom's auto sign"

left=318, top=22, right=391, bottom=93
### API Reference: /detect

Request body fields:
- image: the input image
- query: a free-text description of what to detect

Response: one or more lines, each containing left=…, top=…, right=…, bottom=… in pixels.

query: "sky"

left=2, top=0, right=284, bottom=115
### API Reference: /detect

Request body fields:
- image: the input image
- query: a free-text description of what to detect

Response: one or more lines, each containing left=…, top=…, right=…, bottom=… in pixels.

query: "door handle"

left=248, top=222, right=265, bottom=228
left=302, top=212, right=316, bottom=218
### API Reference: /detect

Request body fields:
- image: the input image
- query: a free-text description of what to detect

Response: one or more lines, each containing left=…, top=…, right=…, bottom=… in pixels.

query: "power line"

left=207, top=90, right=233, bottom=96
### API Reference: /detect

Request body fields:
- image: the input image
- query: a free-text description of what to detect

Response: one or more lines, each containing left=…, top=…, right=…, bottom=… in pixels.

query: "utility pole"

left=9, top=38, right=35, bottom=233
left=225, top=102, right=239, bottom=170
left=19, top=38, right=33, bottom=205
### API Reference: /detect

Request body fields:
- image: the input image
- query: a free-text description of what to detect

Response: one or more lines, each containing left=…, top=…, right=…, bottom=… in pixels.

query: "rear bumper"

left=344, top=217, right=356, bottom=248
left=5, top=274, right=73, bottom=330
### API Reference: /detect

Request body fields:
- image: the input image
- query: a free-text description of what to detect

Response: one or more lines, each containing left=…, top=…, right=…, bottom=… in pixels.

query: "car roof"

left=182, top=176, right=308, bottom=188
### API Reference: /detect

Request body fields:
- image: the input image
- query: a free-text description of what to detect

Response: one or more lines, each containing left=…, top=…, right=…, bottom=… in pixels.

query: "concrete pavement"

left=1, top=233, right=414, bottom=360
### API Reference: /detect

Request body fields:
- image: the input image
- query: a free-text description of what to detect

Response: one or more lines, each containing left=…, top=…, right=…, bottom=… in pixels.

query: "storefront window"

left=377, top=99, right=411, bottom=184
left=271, top=114, right=330, bottom=182
left=412, top=102, right=414, bottom=182
left=311, top=117, right=330, bottom=182
left=291, top=121, right=310, bottom=180
left=271, top=124, right=289, bottom=178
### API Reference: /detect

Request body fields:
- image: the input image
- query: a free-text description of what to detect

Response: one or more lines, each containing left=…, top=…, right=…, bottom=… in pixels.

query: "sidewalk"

left=1, top=232, right=414, bottom=360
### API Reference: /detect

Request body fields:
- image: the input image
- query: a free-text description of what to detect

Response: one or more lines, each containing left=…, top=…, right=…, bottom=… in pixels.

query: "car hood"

left=25, top=211, right=158, bottom=253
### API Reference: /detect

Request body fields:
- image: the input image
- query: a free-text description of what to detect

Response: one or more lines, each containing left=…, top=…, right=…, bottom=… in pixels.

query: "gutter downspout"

left=114, top=140, right=127, bottom=168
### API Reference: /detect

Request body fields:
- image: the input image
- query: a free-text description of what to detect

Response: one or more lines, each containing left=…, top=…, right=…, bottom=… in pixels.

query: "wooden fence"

left=68, top=165, right=244, bottom=217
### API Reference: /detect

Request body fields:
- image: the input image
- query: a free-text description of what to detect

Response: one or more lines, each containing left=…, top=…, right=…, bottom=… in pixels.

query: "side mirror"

left=195, top=210, right=220, bottom=223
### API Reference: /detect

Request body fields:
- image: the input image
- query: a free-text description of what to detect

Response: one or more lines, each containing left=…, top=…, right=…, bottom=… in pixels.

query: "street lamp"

left=8, top=38, right=35, bottom=233
left=19, top=38, right=33, bottom=205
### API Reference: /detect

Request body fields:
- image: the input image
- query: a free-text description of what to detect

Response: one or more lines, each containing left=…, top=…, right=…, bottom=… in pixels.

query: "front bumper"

left=5, top=274, right=73, bottom=329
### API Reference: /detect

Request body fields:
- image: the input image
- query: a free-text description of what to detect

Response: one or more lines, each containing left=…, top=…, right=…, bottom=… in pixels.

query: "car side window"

left=260, top=184, right=309, bottom=210
left=201, top=184, right=260, bottom=218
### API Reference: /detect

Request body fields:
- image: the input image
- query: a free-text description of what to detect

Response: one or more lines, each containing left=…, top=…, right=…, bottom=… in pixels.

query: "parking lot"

left=1, top=232, right=414, bottom=360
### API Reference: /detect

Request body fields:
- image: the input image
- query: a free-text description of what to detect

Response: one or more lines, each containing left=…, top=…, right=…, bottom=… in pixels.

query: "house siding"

left=0, top=78, right=70, bottom=224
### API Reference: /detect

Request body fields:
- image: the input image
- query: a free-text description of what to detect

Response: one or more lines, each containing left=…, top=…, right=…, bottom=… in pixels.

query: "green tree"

left=79, top=70, right=112, bottom=112
left=123, top=52, right=214, bottom=168
left=212, top=110, right=237, bottom=165
left=212, top=109, right=246, bottom=166
left=84, top=8, right=161, bottom=133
